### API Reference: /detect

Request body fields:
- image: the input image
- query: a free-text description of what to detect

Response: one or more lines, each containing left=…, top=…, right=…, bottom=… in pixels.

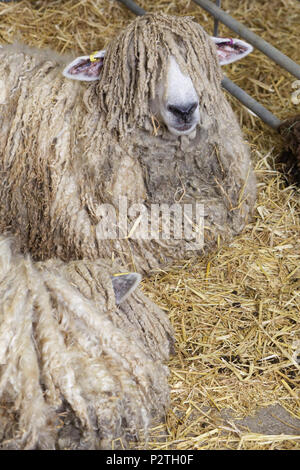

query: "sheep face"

left=63, top=14, right=253, bottom=138
left=153, top=55, right=200, bottom=136
left=63, top=50, right=200, bottom=137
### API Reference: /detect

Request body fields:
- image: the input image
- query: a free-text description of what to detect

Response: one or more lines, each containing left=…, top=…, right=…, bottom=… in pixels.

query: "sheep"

left=0, top=235, right=173, bottom=449
left=0, top=12, right=256, bottom=274
left=278, top=114, right=300, bottom=186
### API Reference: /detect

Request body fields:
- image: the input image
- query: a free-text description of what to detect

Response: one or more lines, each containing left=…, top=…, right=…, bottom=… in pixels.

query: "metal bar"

left=192, top=0, right=300, bottom=79
left=213, top=0, right=221, bottom=37
left=221, top=77, right=281, bottom=129
left=116, top=0, right=282, bottom=129
left=117, top=0, right=146, bottom=15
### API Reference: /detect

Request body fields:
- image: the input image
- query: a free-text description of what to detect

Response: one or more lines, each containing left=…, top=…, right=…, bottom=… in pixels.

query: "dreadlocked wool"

left=0, top=235, right=173, bottom=449
left=0, top=13, right=256, bottom=273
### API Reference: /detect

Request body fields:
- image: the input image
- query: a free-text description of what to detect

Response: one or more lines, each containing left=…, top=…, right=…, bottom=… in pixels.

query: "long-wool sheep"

left=0, top=13, right=256, bottom=273
left=0, top=235, right=173, bottom=449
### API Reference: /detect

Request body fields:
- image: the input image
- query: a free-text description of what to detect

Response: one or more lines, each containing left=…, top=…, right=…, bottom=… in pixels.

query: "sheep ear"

left=62, top=50, right=106, bottom=81
left=211, top=37, right=253, bottom=65
left=111, top=272, right=142, bottom=304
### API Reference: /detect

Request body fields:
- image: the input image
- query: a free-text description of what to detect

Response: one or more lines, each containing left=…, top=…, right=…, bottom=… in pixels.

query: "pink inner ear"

left=216, top=40, right=248, bottom=60
left=69, top=57, right=104, bottom=78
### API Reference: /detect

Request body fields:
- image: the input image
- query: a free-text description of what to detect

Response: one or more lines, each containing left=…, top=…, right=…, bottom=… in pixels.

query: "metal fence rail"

left=118, top=0, right=145, bottom=15
left=117, top=0, right=300, bottom=129
left=193, top=0, right=300, bottom=81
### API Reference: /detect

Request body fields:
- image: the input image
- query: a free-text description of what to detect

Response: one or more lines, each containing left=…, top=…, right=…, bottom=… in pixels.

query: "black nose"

left=167, top=102, right=198, bottom=122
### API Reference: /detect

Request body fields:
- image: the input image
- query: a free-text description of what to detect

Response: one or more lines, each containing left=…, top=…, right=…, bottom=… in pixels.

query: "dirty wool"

left=0, top=13, right=256, bottom=273
left=0, top=235, right=173, bottom=449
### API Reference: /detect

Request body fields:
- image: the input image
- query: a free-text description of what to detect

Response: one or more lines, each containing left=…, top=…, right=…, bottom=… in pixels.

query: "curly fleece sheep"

left=0, top=236, right=173, bottom=449
left=0, top=13, right=256, bottom=273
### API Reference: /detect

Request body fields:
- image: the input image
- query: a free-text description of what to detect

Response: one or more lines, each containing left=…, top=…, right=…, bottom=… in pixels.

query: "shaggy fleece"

left=0, top=13, right=256, bottom=272
left=0, top=236, right=173, bottom=449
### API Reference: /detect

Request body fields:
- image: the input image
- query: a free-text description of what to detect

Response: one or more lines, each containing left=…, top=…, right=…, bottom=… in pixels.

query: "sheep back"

left=0, top=235, right=173, bottom=449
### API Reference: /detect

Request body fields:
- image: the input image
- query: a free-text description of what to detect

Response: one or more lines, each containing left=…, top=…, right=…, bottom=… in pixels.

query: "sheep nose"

left=167, top=102, right=198, bottom=121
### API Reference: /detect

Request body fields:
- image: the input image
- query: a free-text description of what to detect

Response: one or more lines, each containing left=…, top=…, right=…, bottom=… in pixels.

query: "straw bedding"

left=0, top=0, right=299, bottom=450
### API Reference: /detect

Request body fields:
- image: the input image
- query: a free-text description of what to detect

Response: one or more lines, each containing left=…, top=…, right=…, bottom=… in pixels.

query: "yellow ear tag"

left=89, top=52, right=100, bottom=62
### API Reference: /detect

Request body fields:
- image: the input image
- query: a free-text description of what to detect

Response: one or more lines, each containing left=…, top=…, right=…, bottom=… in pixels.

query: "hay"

left=0, top=0, right=299, bottom=450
